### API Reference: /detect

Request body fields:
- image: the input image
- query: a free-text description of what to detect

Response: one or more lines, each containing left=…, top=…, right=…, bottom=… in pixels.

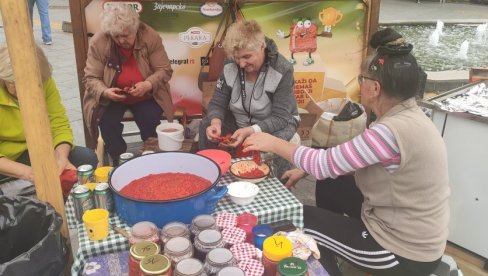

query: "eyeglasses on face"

left=357, top=74, right=378, bottom=85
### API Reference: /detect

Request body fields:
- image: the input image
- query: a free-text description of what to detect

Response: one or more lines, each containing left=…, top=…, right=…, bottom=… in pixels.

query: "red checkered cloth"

left=222, top=227, right=246, bottom=246
left=230, top=242, right=257, bottom=262
left=238, top=259, right=264, bottom=276
left=215, top=212, right=237, bottom=229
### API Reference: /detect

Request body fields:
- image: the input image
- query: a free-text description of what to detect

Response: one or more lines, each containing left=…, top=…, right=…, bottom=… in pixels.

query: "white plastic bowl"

left=226, top=181, right=260, bottom=206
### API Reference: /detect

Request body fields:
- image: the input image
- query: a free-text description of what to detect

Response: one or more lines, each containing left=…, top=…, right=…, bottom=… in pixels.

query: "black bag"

left=0, top=196, right=67, bottom=276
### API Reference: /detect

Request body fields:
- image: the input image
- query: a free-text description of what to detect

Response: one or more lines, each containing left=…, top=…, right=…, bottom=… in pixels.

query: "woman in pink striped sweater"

left=243, top=28, right=449, bottom=276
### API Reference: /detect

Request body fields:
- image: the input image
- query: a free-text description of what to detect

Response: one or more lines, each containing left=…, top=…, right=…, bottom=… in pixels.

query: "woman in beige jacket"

left=83, top=3, right=174, bottom=165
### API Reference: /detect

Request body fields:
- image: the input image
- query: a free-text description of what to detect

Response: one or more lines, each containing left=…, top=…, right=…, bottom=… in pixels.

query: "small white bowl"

left=227, top=181, right=260, bottom=206
left=230, top=160, right=270, bottom=183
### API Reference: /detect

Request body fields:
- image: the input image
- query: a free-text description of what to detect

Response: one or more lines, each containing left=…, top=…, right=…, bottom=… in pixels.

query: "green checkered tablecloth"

left=66, top=165, right=303, bottom=275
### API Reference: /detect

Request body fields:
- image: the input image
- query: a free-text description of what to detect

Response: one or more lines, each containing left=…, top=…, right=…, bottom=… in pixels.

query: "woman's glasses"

left=357, top=74, right=378, bottom=85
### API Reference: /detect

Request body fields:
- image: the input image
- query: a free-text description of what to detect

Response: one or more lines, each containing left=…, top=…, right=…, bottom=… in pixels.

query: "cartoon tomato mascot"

left=277, top=18, right=318, bottom=66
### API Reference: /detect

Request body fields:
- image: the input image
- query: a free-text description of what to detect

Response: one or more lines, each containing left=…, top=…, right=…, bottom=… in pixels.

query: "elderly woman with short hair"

left=199, top=20, right=300, bottom=178
left=0, top=45, right=97, bottom=196
left=83, top=3, right=174, bottom=165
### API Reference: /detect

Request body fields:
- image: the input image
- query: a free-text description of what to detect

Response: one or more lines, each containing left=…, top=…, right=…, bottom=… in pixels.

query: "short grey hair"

left=100, top=3, right=140, bottom=36
left=223, top=20, right=265, bottom=57
left=0, top=45, right=52, bottom=84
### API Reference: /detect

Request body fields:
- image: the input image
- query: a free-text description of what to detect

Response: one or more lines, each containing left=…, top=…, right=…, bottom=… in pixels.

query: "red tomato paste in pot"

left=120, top=173, right=212, bottom=200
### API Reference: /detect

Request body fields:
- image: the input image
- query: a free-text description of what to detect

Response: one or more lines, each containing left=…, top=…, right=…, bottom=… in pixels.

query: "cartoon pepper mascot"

left=277, top=18, right=318, bottom=66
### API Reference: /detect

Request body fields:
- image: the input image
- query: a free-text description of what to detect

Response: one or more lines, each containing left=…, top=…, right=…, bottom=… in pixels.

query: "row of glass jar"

left=129, top=240, right=244, bottom=276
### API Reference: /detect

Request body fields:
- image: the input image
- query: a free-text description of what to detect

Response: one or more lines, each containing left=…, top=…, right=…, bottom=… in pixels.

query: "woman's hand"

left=128, top=80, right=152, bottom=97
left=281, top=168, right=308, bottom=189
left=206, top=119, right=222, bottom=142
left=242, top=132, right=277, bottom=153
left=226, top=127, right=254, bottom=147
left=103, top=87, right=127, bottom=102
left=0, top=158, right=34, bottom=182
left=55, top=144, right=76, bottom=175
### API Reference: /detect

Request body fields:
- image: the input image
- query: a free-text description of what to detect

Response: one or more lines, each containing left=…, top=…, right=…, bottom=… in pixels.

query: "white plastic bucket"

left=156, top=122, right=184, bottom=151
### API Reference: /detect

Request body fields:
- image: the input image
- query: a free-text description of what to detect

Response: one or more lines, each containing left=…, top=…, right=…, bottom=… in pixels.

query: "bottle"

left=164, top=237, right=194, bottom=267
left=139, top=254, right=172, bottom=276
left=262, top=236, right=293, bottom=276
left=203, top=248, right=237, bottom=275
left=277, top=257, right=309, bottom=276
left=129, top=221, right=160, bottom=246
left=129, top=241, right=160, bottom=276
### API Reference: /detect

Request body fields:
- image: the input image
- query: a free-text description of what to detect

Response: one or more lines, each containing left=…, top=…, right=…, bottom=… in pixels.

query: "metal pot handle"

left=206, top=185, right=228, bottom=203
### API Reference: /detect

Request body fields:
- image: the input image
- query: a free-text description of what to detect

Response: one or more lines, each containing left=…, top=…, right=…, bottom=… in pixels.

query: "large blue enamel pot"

left=109, top=152, right=227, bottom=227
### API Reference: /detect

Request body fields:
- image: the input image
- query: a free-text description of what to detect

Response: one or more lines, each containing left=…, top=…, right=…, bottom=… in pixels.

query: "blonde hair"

left=100, top=3, right=140, bottom=36
left=0, top=45, right=52, bottom=86
left=222, top=20, right=265, bottom=57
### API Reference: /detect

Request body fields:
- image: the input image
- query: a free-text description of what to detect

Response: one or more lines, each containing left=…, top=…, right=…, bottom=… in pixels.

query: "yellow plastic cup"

left=82, top=209, right=109, bottom=241
left=94, top=166, right=113, bottom=183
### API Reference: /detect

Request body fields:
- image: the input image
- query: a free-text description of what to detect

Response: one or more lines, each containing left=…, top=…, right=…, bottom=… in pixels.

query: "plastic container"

left=174, top=258, right=206, bottom=276
left=164, top=237, right=194, bottom=266
left=94, top=166, right=113, bottom=182
left=129, top=241, right=160, bottom=276
left=196, top=149, right=231, bottom=176
left=82, top=209, right=109, bottom=241
left=262, top=236, right=293, bottom=276
left=129, top=221, right=160, bottom=246
left=140, top=254, right=172, bottom=275
left=203, top=248, right=237, bottom=275
left=157, top=121, right=184, bottom=151
left=252, top=224, right=273, bottom=250
left=236, top=213, right=258, bottom=243
left=277, top=257, right=309, bottom=276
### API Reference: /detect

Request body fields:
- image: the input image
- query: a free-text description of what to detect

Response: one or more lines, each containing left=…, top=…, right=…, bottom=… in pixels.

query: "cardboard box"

left=297, top=94, right=323, bottom=146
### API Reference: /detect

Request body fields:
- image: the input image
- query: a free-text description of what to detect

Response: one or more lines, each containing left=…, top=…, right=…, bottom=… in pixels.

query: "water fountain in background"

left=435, top=20, right=444, bottom=35
left=388, top=24, right=488, bottom=71
left=457, top=40, right=470, bottom=60
left=475, top=23, right=487, bottom=44
left=429, top=29, right=440, bottom=46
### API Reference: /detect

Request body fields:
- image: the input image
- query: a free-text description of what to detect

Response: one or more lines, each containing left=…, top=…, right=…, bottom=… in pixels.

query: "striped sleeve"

left=292, top=123, right=401, bottom=179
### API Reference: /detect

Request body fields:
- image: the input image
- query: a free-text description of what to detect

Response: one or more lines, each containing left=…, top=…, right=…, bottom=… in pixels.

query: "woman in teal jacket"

left=0, top=46, right=97, bottom=196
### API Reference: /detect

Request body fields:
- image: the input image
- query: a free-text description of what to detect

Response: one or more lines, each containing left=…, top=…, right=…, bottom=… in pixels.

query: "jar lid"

left=192, top=214, right=216, bottom=229
left=230, top=242, right=256, bottom=262
left=215, top=212, right=237, bottom=229
left=278, top=257, right=308, bottom=276
left=130, top=241, right=160, bottom=260
left=206, top=248, right=233, bottom=264
left=164, top=236, right=192, bottom=253
left=238, top=259, right=264, bottom=276
left=262, top=236, right=293, bottom=262
left=196, top=229, right=222, bottom=245
left=162, top=221, right=189, bottom=237
left=217, top=266, right=245, bottom=276
left=140, top=254, right=171, bottom=274
left=175, top=258, right=204, bottom=275
left=221, top=227, right=246, bottom=245
left=131, top=221, right=158, bottom=239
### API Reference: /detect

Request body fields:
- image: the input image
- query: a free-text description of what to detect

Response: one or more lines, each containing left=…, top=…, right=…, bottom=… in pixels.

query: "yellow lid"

left=94, top=166, right=113, bottom=183
left=82, top=182, right=97, bottom=192
left=130, top=241, right=160, bottom=261
left=140, top=254, right=171, bottom=275
left=262, top=236, right=293, bottom=262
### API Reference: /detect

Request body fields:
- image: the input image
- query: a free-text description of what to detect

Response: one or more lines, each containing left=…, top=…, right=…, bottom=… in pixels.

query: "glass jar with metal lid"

left=193, top=229, right=225, bottom=262
left=140, top=254, right=172, bottom=276
left=160, top=221, right=191, bottom=246
left=129, top=240, right=160, bottom=276
left=164, top=236, right=194, bottom=266
left=203, top=248, right=237, bottom=275
left=190, top=214, right=218, bottom=237
left=129, top=221, right=160, bottom=246
left=277, top=257, right=309, bottom=276
left=174, top=258, right=207, bottom=276
left=216, top=266, right=245, bottom=276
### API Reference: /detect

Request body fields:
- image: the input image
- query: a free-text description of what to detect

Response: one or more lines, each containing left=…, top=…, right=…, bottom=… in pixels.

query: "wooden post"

left=0, top=0, right=69, bottom=238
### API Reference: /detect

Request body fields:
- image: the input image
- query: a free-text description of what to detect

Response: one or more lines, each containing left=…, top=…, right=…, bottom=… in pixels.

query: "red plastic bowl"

left=197, top=149, right=232, bottom=176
